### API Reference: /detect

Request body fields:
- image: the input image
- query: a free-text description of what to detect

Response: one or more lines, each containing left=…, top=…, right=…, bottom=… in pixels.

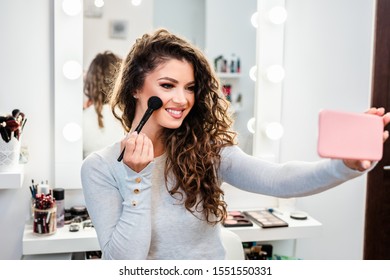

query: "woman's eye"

left=161, top=83, right=173, bottom=89
left=186, top=85, right=195, bottom=92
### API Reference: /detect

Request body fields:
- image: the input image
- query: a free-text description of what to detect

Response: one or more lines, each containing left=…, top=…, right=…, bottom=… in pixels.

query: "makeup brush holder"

left=33, top=206, right=57, bottom=235
left=0, top=137, right=21, bottom=172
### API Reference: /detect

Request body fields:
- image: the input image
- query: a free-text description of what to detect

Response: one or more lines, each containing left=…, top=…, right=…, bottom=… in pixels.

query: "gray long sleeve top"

left=80, top=142, right=364, bottom=260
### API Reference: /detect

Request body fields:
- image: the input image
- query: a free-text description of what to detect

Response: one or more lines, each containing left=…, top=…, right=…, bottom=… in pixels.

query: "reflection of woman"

left=83, top=51, right=124, bottom=158
left=81, top=29, right=390, bottom=260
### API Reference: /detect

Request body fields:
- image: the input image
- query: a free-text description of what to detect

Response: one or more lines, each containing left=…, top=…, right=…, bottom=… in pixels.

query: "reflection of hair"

left=84, top=51, right=122, bottom=128
left=111, top=29, right=237, bottom=225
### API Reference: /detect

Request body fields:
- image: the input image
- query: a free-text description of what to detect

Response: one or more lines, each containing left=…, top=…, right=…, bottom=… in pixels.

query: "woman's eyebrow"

left=157, top=77, right=178, bottom=83
left=158, top=77, right=195, bottom=86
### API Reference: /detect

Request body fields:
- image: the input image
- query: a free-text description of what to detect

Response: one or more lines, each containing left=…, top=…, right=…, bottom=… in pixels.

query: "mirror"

left=55, top=0, right=258, bottom=188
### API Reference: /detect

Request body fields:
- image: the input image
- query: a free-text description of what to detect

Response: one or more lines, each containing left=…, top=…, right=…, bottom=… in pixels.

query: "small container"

left=53, top=188, right=65, bottom=228
left=33, top=206, right=57, bottom=235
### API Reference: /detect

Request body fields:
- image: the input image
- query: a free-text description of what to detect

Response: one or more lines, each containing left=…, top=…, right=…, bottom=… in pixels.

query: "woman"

left=81, top=29, right=390, bottom=260
left=83, top=51, right=124, bottom=158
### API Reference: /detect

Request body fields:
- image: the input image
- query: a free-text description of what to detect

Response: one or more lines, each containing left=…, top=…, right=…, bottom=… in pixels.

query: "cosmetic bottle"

left=53, top=188, right=65, bottom=228
left=38, top=182, right=51, bottom=195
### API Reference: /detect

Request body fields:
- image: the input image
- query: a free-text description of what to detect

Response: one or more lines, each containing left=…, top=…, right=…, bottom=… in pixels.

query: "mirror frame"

left=54, top=1, right=83, bottom=189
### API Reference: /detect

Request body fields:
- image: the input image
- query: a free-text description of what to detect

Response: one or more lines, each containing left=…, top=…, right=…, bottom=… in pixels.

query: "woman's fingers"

left=383, top=130, right=389, bottom=143
left=343, top=107, right=389, bottom=172
left=121, top=132, right=154, bottom=172
left=366, top=107, right=385, bottom=116
left=365, top=108, right=390, bottom=143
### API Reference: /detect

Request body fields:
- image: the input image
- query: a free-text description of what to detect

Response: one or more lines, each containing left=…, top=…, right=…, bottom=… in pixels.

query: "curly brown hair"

left=111, top=29, right=237, bottom=225
left=84, top=51, right=122, bottom=128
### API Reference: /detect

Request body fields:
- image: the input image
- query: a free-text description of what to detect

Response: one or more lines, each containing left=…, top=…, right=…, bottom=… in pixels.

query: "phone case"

left=317, top=110, right=383, bottom=160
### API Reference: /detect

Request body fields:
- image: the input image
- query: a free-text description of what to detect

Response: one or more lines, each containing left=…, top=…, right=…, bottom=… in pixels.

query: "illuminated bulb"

left=264, top=122, right=284, bottom=140
left=268, top=6, right=288, bottom=25
left=247, top=118, right=256, bottom=134
left=62, top=0, right=82, bottom=16
left=251, top=12, right=259, bottom=28
left=62, top=60, right=82, bottom=80
left=94, top=0, right=104, bottom=8
left=249, top=65, right=257, bottom=82
left=266, top=65, right=285, bottom=83
left=131, top=0, right=143, bottom=6
left=63, top=122, right=82, bottom=142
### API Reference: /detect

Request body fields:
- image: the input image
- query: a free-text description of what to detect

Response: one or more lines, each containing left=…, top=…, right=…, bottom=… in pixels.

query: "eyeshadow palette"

left=244, top=210, right=288, bottom=228
left=223, top=211, right=253, bottom=227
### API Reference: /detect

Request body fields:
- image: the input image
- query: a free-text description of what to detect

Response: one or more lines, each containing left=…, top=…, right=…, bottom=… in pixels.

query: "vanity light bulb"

left=94, top=0, right=104, bottom=8
left=251, top=12, right=259, bottom=28
left=131, top=0, right=143, bottom=6
left=63, top=122, right=82, bottom=142
left=62, top=0, right=82, bottom=16
left=249, top=65, right=257, bottom=82
left=247, top=117, right=256, bottom=134
left=264, top=122, right=284, bottom=140
left=268, top=6, right=288, bottom=25
left=266, top=65, right=285, bottom=83
left=62, top=60, right=82, bottom=80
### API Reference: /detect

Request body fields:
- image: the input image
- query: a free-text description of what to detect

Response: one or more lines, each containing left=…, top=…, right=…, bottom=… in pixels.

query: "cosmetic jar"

left=33, top=206, right=57, bottom=235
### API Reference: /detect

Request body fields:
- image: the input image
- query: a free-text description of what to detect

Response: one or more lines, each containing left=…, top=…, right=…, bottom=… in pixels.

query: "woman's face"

left=135, top=58, right=195, bottom=131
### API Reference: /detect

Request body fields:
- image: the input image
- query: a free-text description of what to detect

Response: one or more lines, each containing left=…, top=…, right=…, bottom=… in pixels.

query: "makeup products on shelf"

left=32, top=192, right=57, bottom=235
left=244, top=210, right=288, bottom=228
left=223, top=211, right=253, bottom=227
left=53, top=188, right=65, bottom=228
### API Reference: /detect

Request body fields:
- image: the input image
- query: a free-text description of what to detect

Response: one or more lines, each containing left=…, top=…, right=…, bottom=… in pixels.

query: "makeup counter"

left=22, top=208, right=322, bottom=260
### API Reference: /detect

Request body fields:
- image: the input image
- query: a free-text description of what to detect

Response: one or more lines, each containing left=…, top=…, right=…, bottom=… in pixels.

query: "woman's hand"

left=120, top=132, right=154, bottom=173
left=343, top=107, right=390, bottom=171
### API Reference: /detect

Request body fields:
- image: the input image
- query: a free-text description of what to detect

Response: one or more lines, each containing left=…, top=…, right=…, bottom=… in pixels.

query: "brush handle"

left=117, top=147, right=125, bottom=162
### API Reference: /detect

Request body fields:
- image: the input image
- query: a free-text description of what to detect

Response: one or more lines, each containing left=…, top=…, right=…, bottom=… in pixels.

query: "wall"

left=0, top=0, right=376, bottom=260
left=0, top=0, right=53, bottom=259
left=281, top=0, right=375, bottom=259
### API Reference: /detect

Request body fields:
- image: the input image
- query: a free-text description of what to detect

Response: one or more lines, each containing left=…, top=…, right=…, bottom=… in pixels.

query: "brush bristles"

left=148, top=96, right=163, bottom=110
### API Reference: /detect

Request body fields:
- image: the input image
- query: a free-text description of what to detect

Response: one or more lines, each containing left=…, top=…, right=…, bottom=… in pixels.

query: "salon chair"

left=220, top=227, right=245, bottom=260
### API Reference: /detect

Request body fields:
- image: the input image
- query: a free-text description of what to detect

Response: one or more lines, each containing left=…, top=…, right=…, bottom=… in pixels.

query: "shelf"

left=0, top=166, right=24, bottom=189
left=22, top=208, right=322, bottom=256
left=228, top=209, right=322, bottom=242
left=23, top=223, right=100, bottom=255
left=217, top=72, right=241, bottom=79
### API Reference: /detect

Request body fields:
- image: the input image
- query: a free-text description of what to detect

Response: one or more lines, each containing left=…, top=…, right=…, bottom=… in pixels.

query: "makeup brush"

left=117, top=96, right=163, bottom=162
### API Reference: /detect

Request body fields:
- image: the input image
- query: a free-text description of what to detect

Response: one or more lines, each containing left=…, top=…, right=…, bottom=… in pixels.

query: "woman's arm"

left=219, top=145, right=364, bottom=198
left=81, top=151, right=153, bottom=259
left=221, top=108, right=390, bottom=198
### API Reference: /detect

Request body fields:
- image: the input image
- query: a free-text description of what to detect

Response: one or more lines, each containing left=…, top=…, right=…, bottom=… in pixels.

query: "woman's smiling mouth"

left=166, top=108, right=184, bottom=118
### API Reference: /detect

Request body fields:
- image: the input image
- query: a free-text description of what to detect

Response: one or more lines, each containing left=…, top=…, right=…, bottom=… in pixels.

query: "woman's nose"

left=172, top=88, right=187, bottom=104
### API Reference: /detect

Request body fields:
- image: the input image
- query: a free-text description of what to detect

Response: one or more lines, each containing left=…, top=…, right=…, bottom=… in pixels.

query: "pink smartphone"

left=317, top=109, right=383, bottom=160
